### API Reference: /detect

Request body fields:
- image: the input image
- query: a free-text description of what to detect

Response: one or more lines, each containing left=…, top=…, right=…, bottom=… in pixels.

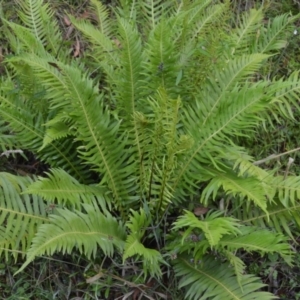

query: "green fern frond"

left=201, top=168, right=269, bottom=213
left=255, top=13, right=297, bottom=53
left=174, top=255, right=275, bottom=300
left=89, top=0, right=112, bottom=36
left=143, top=18, right=180, bottom=93
left=0, top=173, right=48, bottom=260
left=198, top=54, right=270, bottom=126
left=240, top=200, right=300, bottom=240
left=18, top=205, right=126, bottom=274
left=188, top=2, right=227, bottom=42
left=68, top=15, right=119, bottom=69
left=2, top=0, right=62, bottom=58
left=173, top=211, right=241, bottom=247
left=143, top=89, right=184, bottom=209
left=271, top=175, right=300, bottom=206
left=3, top=20, right=44, bottom=54
left=17, top=0, right=61, bottom=55
left=124, top=209, right=164, bottom=277
left=222, top=251, right=246, bottom=289
left=7, top=54, right=136, bottom=211
left=138, top=0, right=173, bottom=31
left=220, top=227, right=293, bottom=264
left=267, top=71, right=300, bottom=120
left=0, top=90, right=90, bottom=182
left=24, top=168, right=109, bottom=211
left=124, top=235, right=163, bottom=278
left=175, top=82, right=270, bottom=197
left=0, top=118, right=17, bottom=152
left=232, top=8, right=264, bottom=55
left=115, top=17, right=144, bottom=117
left=40, top=120, right=72, bottom=150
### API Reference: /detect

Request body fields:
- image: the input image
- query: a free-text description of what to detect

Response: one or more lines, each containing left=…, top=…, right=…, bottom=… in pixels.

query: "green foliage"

left=0, top=0, right=300, bottom=298
left=173, top=256, right=275, bottom=300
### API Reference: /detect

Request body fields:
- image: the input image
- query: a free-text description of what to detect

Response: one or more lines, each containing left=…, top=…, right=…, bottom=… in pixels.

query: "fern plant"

left=0, top=0, right=300, bottom=298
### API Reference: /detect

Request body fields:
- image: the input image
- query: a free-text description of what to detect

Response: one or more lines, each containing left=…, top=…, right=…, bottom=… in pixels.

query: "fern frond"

left=40, top=119, right=72, bottom=150
left=173, top=211, right=241, bottom=247
left=124, top=235, right=163, bottom=278
left=201, top=168, right=269, bottom=213
left=7, top=54, right=137, bottom=211
left=25, top=168, right=109, bottom=211
left=271, top=175, right=300, bottom=206
left=222, top=250, right=246, bottom=289
left=0, top=90, right=90, bottom=182
left=143, top=18, right=180, bottom=94
left=175, top=81, right=270, bottom=198
left=255, top=13, right=297, bottom=53
left=90, top=0, right=112, bottom=36
left=267, top=71, right=300, bottom=120
left=138, top=0, right=172, bottom=31
left=220, top=227, right=293, bottom=264
left=2, top=20, right=44, bottom=54
left=0, top=118, right=16, bottom=152
left=199, top=54, right=270, bottom=126
left=5, top=0, right=62, bottom=56
left=232, top=8, right=264, bottom=55
left=174, top=255, right=275, bottom=300
left=68, top=15, right=119, bottom=69
left=115, top=17, right=144, bottom=117
left=236, top=199, right=300, bottom=240
left=0, top=173, right=48, bottom=260
left=124, top=209, right=164, bottom=278
left=141, top=89, right=186, bottom=209
left=18, top=205, right=126, bottom=274
left=187, top=2, right=227, bottom=41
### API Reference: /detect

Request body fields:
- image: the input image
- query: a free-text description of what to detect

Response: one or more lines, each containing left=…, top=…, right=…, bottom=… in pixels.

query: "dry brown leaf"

left=73, top=38, right=81, bottom=57
left=194, top=206, right=209, bottom=216
left=65, top=26, right=74, bottom=39
left=86, top=272, right=104, bottom=284
left=63, top=15, right=71, bottom=26
left=112, top=38, right=122, bottom=49
left=80, top=10, right=91, bottom=19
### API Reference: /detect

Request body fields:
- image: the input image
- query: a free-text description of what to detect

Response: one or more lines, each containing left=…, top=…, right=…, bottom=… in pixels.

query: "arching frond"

left=231, top=8, right=264, bottom=55
left=0, top=90, right=90, bottom=182
left=18, top=205, right=126, bottom=274
left=17, top=0, right=62, bottom=55
left=220, top=227, right=293, bottom=264
left=0, top=173, right=48, bottom=260
left=173, top=211, right=241, bottom=247
left=89, top=0, right=112, bottom=36
left=68, top=15, right=119, bottom=69
left=25, top=168, right=109, bottom=211
left=255, top=13, right=297, bottom=53
left=201, top=168, right=269, bottom=213
left=174, top=255, right=275, bottom=300
left=240, top=199, right=300, bottom=239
